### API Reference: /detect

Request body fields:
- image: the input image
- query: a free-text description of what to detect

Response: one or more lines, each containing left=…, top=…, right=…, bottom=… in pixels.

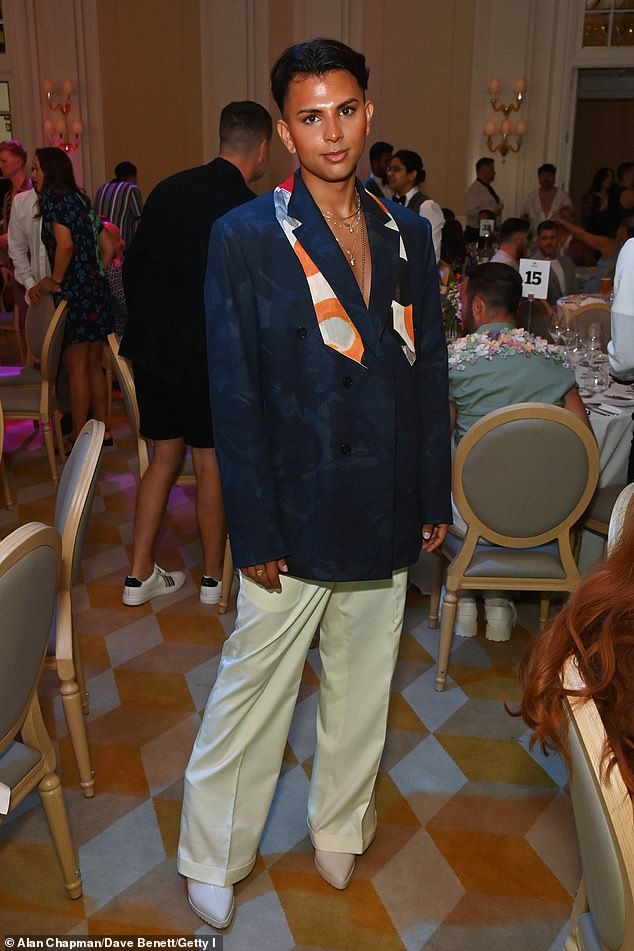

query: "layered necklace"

left=320, top=188, right=366, bottom=294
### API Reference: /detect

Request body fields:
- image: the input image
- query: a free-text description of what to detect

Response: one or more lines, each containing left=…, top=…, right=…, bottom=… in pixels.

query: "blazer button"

left=343, top=376, right=353, bottom=387
left=296, top=326, right=307, bottom=339
left=340, top=443, right=352, bottom=455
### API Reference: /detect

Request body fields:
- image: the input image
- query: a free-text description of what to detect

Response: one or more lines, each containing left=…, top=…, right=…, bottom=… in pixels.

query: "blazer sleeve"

left=205, top=216, right=288, bottom=568
left=415, top=219, right=453, bottom=524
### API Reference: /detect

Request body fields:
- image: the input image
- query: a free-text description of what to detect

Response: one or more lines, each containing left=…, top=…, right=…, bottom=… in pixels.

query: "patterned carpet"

left=0, top=391, right=580, bottom=949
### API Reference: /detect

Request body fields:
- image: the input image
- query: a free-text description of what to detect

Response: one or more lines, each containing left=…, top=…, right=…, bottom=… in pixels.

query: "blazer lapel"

left=362, top=190, right=401, bottom=341
left=288, top=173, right=387, bottom=361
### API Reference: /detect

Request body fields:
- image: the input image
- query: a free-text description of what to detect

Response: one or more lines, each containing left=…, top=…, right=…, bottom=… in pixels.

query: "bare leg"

left=64, top=342, right=91, bottom=440
left=130, top=437, right=186, bottom=580
left=87, top=340, right=108, bottom=427
left=192, top=447, right=226, bottom=579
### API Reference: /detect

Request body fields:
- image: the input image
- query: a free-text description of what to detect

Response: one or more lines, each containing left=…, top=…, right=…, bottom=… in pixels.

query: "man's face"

left=277, top=70, right=373, bottom=188
left=538, top=169, right=555, bottom=189
left=386, top=158, right=416, bottom=196
left=537, top=228, right=558, bottom=259
left=479, top=162, right=495, bottom=183
left=376, top=150, right=392, bottom=177
left=0, top=149, right=24, bottom=179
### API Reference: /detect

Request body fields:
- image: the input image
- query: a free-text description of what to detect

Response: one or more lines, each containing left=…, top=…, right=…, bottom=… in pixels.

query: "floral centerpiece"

left=440, top=278, right=462, bottom=339
left=448, top=327, right=571, bottom=372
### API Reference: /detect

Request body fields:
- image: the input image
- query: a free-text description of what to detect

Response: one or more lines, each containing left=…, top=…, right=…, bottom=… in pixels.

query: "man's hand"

left=243, top=558, right=288, bottom=591
left=421, top=523, right=448, bottom=553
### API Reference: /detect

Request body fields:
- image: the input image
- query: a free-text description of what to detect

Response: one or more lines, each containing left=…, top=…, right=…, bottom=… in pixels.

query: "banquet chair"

left=580, top=481, right=629, bottom=545
left=108, top=334, right=235, bottom=613
left=517, top=297, right=553, bottom=339
left=0, top=521, right=82, bottom=900
left=0, top=303, right=25, bottom=363
left=606, top=482, right=634, bottom=553
left=43, top=419, right=104, bottom=798
left=0, top=295, right=55, bottom=384
left=568, top=302, right=611, bottom=350
left=562, top=656, right=634, bottom=951
left=0, top=299, right=67, bottom=486
left=429, top=403, right=600, bottom=691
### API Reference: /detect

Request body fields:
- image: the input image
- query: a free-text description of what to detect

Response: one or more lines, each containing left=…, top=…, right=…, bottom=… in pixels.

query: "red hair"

left=518, top=518, right=634, bottom=795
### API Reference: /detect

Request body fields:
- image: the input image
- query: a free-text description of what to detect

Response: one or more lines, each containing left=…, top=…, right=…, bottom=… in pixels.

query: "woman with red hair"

left=519, top=518, right=634, bottom=797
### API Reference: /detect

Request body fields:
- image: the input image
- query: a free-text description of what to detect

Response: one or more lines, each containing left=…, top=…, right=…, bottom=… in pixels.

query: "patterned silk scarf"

left=274, top=176, right=415, bottom=367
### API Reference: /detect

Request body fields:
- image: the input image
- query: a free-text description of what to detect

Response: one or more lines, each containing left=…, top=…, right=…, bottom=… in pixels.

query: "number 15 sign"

left=519, top=258, right=550, bottom=300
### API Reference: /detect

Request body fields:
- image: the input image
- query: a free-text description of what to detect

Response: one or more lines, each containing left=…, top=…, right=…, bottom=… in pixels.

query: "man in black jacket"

left=121, top=101, right=272, bottom=606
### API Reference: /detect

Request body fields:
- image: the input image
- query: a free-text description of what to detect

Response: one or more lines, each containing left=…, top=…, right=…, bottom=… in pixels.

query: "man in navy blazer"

left=178, top=39, right=451, bottom=929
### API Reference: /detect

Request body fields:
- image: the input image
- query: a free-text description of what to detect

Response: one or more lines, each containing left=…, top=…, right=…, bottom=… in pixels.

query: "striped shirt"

left=94, top=179, right=143, bottom=249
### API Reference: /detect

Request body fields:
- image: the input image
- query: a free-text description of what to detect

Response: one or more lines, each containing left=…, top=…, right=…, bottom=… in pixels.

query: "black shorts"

left=134, top=363, right=214, bottom=448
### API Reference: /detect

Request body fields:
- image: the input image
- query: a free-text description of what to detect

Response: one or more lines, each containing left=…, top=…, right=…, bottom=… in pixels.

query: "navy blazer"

left=206, top=170, right=452, bottom=582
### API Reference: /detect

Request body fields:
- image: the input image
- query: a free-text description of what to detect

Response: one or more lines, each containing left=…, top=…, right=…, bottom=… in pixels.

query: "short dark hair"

left=219, top=100, right=272, bottom=152
left=467, top=262, right=523, bottom=317
left=537, top=218, right=559, bottom=235
left=270, top=38, right=369, bottom=113
left=475, top=156, right=494, bottom=174
left=617, top=161, right=634, bottom=183
left=369, top=140, right=392, bottom=163
left=114, top=161, right=137, bottom=180
left=0, top=139, right=27, bottom=165
left=393, top=149, right=425, bottom=186
left=538, top=163, right=556, bottom=176
left=499, top=216, right=530, bottom=243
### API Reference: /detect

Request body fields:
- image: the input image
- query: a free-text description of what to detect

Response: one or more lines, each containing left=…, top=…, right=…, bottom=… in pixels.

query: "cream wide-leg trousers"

left=177, top=568, right=408, bottom=887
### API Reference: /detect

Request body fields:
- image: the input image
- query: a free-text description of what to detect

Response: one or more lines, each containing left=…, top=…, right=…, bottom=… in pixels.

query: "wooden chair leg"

left=0, top=459, right=14, bottom=509
left=53, top=411, right=65, bottom=460
left=435, top=587, right=458, bottom=692
left=539, top=593, right=551, bottom=631
left=428, top=552, right=445, bottom=629
left=60, top=676, right=95, bottom=798
left=38, top=770, right=83, bottom=899
left=42, top=417, right=59, bottom=484
left=218, top=536, right=234, bottom=615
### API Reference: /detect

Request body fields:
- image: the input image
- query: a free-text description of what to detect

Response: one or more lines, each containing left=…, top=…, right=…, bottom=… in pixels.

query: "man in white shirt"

left=490, top=217, right=529, bottom=270
left=523, top=163, right=571, bottom=235
left=8, top=188, right=50, bottom=304
left=386, top=149, right=444, bottom=263
left=608, top=236, right=634, bottom=382
left=464, top=157, right=503, bottom=242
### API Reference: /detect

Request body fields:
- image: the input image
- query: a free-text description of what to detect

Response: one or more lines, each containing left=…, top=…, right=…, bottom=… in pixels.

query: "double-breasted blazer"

left=206, top=169, right=452, bottom=582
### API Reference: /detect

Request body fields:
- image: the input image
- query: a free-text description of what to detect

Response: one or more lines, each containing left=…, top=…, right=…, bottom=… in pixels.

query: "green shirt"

left=448, top=321, right=576, bottom=442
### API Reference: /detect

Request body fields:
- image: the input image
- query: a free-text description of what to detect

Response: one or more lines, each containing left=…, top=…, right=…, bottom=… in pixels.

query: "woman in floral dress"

left=31, top=147, right=113, bottom=447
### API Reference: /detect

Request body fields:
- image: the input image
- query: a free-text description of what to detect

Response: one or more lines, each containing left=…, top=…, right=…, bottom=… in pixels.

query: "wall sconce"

left=485, top=78, right=527, bottom=159
left=484, top=118, right=527, bottom=159
left=43, top=79, right=81, bottom=152
left=487, top=77, right=527, bottom=117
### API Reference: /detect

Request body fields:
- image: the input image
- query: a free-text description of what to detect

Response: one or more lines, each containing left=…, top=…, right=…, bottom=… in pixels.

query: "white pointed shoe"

left=187, top=879, right=235, bottom=929
left=314, top=849, right=356, bottom=890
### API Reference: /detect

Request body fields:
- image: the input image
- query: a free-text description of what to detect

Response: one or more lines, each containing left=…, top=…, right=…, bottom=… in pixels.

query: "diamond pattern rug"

left=0, top=395, right=580, bottom=949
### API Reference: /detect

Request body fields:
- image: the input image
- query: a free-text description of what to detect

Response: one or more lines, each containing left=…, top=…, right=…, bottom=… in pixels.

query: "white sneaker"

left=454, top=598, right=478, bottom=638
left=187, top=879, right=235, bottom=929
left=484, top=598, right=517, bottom=642
left=200, top=575, right=221, bottom=605
left=122, top=564, right=186, bottom=606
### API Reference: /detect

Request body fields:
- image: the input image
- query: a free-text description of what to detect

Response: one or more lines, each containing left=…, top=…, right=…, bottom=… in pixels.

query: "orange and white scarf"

left=274, top=177, right=415, bottom=367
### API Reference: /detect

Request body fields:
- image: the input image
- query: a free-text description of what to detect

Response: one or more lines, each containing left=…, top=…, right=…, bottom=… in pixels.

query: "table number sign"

left=519, top=258, right=550, bottom=300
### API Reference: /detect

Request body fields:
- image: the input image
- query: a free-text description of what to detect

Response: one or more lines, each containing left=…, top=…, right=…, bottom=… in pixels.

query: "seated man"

left=533, top=219, right=577, bottom=304
left=490, top=217, right=529, bottom=270
left=448, top=263, right=591, bottom=641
